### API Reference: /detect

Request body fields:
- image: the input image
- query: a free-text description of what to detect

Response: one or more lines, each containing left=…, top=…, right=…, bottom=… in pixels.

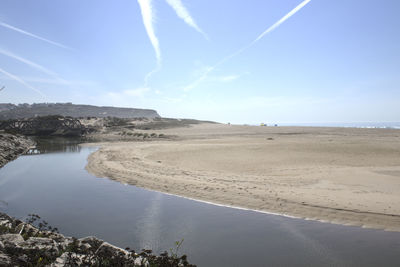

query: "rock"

left=77, top=236, right=103, bottom=252
left=55, top=237, right=74, bottom=251
left=0, top=233, right=24, bottom=248
left=0, top=219, right=12, bottom=228
left=0, top=133, right=34, bottom=168
left=17, top=254, right=28, bottom=264
left=78, top=236, right=103, bottom=247
left=15, top=222, right=40, bottom=237
left=51, top=252, right=85, bottom=267
left=0, top=212, right=195, bottom=266
left=95, top=241, right=130, bottom=257
left=21, top=237, right=58, bottom=253
left=134, top=256, right=150, bottom=267
left=0, top=252, right=11, bottom=266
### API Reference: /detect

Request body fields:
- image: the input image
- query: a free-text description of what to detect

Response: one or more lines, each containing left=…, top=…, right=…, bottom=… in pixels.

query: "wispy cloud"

left=0, top=76, right=95, bottom=86
left=137, top=0, right=162, bottom=85
left=0, top=67, right=46, bottom=97
left=183, top=65, right=213, bottom=91
left=0, top=48, right=57, bottom=77
left=28, top=78, right=95, bottom=87
left=0, top=21, right=71, bottom=50
left=216, top=75, right=241, bottom=82
left=123, top=87, right=150, bottom=97
left=183, top=72, right=242, bottom=91
left=137, top=0, right=161, bottom=65
left=105, top=87, right=150, bottom=102
left=0, top=48, right=69, bottom=85
left=144, top=64, right=161, bottom=87
left=183, top=0, right=312, bottom=91
left=162, top=96, right=184, bottom=104
left=165, top=0, right=208, bottom=39
left=137, top=0, right=207, bottom=88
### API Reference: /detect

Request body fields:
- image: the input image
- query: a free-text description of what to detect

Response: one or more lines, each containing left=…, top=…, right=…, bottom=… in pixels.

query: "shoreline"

left=85, top=124, right=400, bottom=232
left=87, top=154, right=400, bottom=231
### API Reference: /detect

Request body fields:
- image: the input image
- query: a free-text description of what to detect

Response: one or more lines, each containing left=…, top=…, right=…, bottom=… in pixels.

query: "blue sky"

left=0, top=0, right=399, bottom=124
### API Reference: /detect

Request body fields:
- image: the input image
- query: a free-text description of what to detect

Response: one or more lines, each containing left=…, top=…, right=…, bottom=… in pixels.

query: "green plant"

left=170, top=239, right=184, bottom=259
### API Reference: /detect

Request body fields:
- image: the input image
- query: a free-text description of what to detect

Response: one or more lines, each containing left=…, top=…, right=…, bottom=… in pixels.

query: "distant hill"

left=0, top=103, right=16, bottom=112
left=0, top=103, right=160, bottom=120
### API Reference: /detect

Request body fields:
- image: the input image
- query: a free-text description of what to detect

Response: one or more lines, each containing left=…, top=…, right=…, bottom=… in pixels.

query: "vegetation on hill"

left=0, top=103, right=160, bottom=120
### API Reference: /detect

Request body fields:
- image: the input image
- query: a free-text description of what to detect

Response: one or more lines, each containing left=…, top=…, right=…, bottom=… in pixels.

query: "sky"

left=0, top=0, right=399, bottom=124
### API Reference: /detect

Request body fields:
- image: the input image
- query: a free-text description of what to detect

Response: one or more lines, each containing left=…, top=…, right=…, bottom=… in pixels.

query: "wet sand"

left=86, top=123, right=400, bottom=231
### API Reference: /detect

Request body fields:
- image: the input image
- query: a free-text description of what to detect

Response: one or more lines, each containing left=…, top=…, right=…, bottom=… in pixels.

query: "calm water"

left=0, top=138, right=399, bottom=266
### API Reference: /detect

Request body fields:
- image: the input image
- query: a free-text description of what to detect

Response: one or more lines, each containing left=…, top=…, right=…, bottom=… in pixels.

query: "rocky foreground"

left=0, top=133, right=34, bottom=168
left=0, top=213, right=194, bottom=266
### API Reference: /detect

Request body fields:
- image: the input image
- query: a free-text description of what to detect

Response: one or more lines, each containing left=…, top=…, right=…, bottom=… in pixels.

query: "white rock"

left=0, top=233, right=24, bottom=247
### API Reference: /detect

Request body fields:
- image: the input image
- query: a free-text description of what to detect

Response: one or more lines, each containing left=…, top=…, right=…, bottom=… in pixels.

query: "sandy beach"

left=86, top=123, right=400, bottom=231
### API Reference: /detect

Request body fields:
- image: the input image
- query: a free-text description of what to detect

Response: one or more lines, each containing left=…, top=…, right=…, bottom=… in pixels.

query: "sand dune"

left=86, top=123, right=400, bottom=231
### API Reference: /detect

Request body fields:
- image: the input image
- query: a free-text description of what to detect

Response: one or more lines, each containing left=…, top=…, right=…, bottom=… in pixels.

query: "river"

left=0, top=138, right=399, bottom=266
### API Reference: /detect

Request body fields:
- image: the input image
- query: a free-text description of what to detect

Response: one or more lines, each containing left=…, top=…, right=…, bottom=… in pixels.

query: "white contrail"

left=137, top=0, right=162, bottom=85
left=0, top=67, right=46, bottom=97
left=0, top=48, right=68, bottom=85
left=183, top=0, right=311, bottom=91
left=252, top=0, right=311, bottom=44
left=137, top=0, right=161, bottom=65
left=144, top=64, right=161, bottom=86
left=0, top=48, right=57, bottom=77
left=0, top=21, right=70, bottom=50
left=165, top=0, right=208, bottom=39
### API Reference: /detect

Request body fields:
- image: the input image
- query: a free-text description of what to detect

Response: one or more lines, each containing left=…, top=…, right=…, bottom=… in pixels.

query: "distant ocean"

left=259, top=122, right=400, bottom=129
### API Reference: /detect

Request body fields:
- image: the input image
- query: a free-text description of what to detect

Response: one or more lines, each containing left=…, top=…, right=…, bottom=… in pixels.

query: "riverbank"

left=86, top=123, right=400, bottom=231
left=0, top=133, right=34, bottom=168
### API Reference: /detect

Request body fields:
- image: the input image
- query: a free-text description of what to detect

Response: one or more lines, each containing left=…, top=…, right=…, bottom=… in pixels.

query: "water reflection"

left=25, top=137, right=82, bottom=154
left=137, top=192, right=163, bottom=251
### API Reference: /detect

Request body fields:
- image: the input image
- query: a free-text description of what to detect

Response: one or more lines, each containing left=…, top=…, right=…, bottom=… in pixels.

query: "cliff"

left=0, top=103, right=160, bottom=120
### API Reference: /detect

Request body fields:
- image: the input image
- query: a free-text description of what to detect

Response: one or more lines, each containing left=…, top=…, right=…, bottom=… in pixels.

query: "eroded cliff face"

left=0, top=133, right=34, bottom=168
